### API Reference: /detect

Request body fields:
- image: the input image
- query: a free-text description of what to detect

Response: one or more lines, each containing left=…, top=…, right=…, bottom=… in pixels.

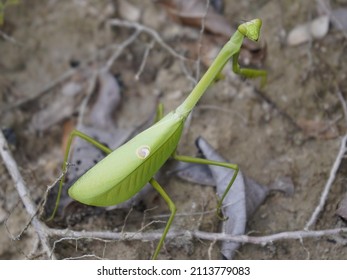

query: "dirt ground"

left=1, top=0, right=347, bottom=260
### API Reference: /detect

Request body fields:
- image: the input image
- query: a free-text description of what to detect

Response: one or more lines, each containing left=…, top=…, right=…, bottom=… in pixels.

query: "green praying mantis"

left=48, top=18, right=267, bottom=259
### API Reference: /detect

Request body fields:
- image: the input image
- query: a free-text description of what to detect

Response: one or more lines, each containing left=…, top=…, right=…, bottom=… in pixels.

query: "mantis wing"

left=68, top=112, right=185, bottom=206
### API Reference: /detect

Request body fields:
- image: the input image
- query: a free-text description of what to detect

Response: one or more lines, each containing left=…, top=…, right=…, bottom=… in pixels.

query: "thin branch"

left=121, top=207, right=133, bottom=234
left=193, top=228, right=347, bottom=244
left=135, top=39, right=155, bottom=80
left=39, top=171, right=66, bottom=219
left=305, top=134, right=347, bottom=230
left=76, top=29, right=141, bottom=126
left=0, top=130, right=55, bottom=259
left=103, top=29, right=141, bottom=72
left=305, top=85, right=347, bottom=229
left=108, top=19, right=189, bottom=62
left=47, top=226, right=347, bottom=245
left=64, top=254, right=105, bottom=260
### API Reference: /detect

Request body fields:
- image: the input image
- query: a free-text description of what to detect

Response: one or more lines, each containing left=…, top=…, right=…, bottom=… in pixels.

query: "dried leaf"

left=30, top=69, right=90, bottom=131
left=173, top=137, right=272, bottom=258
left=195, top=137, right=269, bottom=259
left=158, top=0, right=266, bottom=68
left=297, top=118, right=339, bottom=139
left=87, top=70, right=122, bottom=129
left=158, top=0, right=232, bottom=37
left=174, top=143, right=292, bottom=258
left=159, top=0, right=266, bottom=67
left=171, top=160, right=215, bottom=186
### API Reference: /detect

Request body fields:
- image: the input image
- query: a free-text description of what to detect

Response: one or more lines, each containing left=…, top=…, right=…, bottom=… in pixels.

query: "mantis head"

left=237, top=18, right=262, bottom=41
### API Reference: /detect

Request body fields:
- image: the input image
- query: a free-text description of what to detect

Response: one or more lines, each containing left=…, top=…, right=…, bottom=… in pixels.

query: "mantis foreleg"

left=172, top=154, right=239, bottom=220
left=48, top=129, right=113, bottom=221
left=232, top=51, right=267, bottom=87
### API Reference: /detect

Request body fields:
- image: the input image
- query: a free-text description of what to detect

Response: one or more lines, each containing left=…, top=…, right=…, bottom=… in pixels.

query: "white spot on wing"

left=136, top=145, right=151, bottom=159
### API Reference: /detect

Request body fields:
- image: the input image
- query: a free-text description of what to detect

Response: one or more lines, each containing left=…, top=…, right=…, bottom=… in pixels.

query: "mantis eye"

left=136, top=145, right=151, bottom=159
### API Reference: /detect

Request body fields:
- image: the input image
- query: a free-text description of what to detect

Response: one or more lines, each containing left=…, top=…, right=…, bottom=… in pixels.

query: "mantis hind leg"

left=149, top=177, right=176, bottom=260
left=172, top=153, right=239, bottom=220
left=47, top=129, right=113, bottom=221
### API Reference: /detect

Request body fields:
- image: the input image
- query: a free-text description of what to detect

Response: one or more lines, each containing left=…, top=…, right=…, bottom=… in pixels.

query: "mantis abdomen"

left=68, top=111, right=185, bottom=206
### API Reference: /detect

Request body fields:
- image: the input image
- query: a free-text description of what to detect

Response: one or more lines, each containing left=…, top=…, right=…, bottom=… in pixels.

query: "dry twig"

left=108, top=19, right=189, bottom=62
left=47, top=226, right=347, bottom=246
left=135, top=39, right=155, bottom=80
left=304, top=142, right=344, bottom=228
left=305, top=86, right=347, bottom=229
left=0, top=130, right=55, bottom=259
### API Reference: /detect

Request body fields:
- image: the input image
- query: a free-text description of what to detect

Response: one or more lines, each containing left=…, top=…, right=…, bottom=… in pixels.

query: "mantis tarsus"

left=49, top=19, right=267, bottom=259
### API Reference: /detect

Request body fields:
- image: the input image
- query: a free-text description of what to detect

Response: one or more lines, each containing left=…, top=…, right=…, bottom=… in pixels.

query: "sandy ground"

left=1, top=0, right=347, bottom=259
